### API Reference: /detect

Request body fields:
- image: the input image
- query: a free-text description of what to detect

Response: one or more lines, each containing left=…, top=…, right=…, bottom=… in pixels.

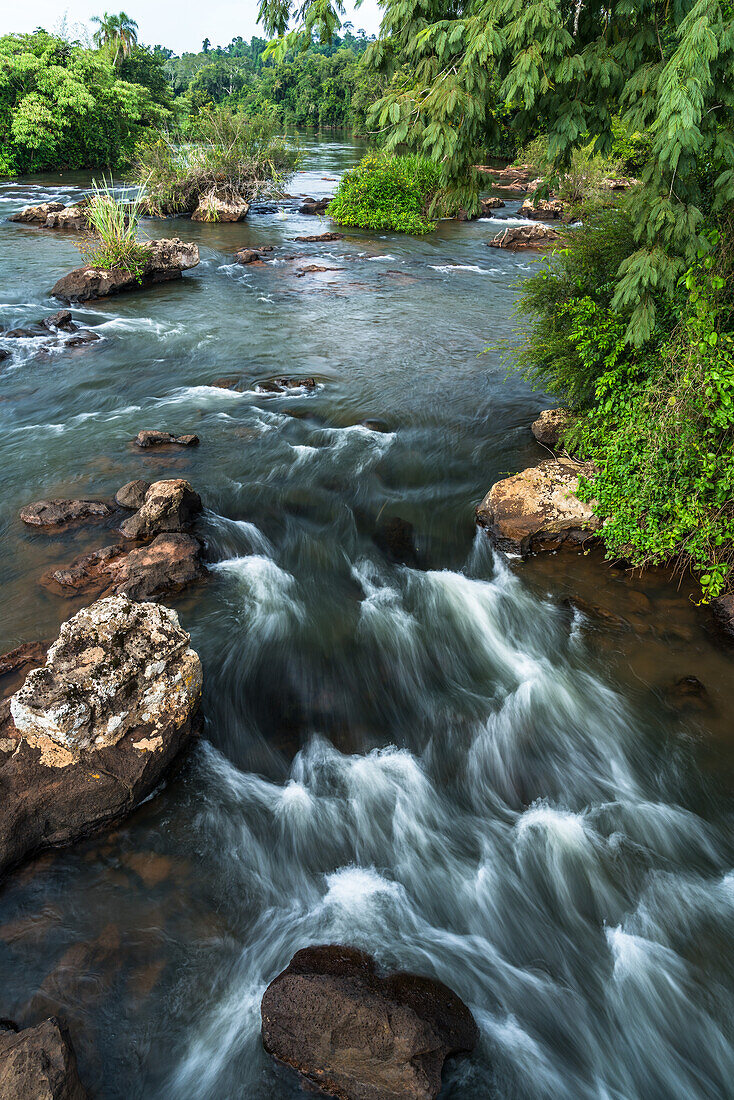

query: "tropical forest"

left=0, top=0, right=733, bottom=1097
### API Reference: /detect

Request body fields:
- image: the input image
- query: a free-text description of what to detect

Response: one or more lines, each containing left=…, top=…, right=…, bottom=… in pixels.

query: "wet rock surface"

left=0, top=1017, right=87, bottom=1099
left=531, top=408, right=572, bottom=449
left=293, top=232, right=344, bottom=242
left=235, top=246, right=274, bottom=264
left=8, top=201, right=66, bottom=225
left=476, top=459, right=601, bottom=556
left=488, top=224, right=559, bottom=250
left=0, top=596, right=202, bottom=878
left=44, top=533, right=205, bottom=601
left=119, top=479, right=202, bottom=540
left=115, top=479, right=150, bottom=510
left=51, top=239, right=200, bottom=303
left=2, top=310, right=101, bottom=348
left=373, top=516, right=419, bottom=566
left=134, top=430, right=199, bottom=448
left=0, top=642, right=49, bottom=681
left=255, top=377, right=317, bottom=394
left=261, top=945, right=479, bottom=1100
left=20, top=499, right=113, bottom=529
left=711, top=594, right=734, bottom=642
left=299, top=197, right=331, bottom=215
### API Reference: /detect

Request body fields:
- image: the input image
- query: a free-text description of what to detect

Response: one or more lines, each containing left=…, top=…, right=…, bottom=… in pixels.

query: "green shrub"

left=133, top=108, right=297, bottom=216
left=327, top=154, right=444, bottom=234
left=511, top=212, right=734, bottom=600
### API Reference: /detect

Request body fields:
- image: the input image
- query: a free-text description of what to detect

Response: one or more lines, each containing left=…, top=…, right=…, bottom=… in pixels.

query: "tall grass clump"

left=132, top=108, right=298, bottom=217
left=327, top=153, right=445, bottom=234
left=77, top=178, right=150, bottom=276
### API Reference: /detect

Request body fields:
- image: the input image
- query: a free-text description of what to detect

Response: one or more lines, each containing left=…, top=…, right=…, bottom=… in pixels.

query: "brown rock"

left=476, top=459, right=601, bottom=556
left=119, top=479, right=202, bottom=540
left=531, top=408, right=572, bottom=450
left=261, top=945, right=479, bottom=1100
left=41, top=311, right=75, bottom=332
left=50, top=239, right=199, bottom=303
left=134, top=430, right=199, bottom=448
left=299, top=198, right=330, bottom=215
left=711, top=594, right=734, bottom=642
left=293, top=232, right=344, bottom=242
left=44, top=205, right=90, bottom=230
left=115, top=479, right=150, bottom=510
left=44, top=534, right=205, bottom=601
left=255, top=377, right=317, bottom=393
left=235, top=246, right=274, bottom=264
left=295, top=264, right=340, bottom=276
left=479, top=197, right=505, bottom=214
left=518, top=197, right=567, bottom=220
left=0, top=642, right=49, bottom=685
left=8, top=202, right=65, bottom=225
left=487, top=224, right=559, bottom=251
left=19, top=499, right=112, bottom=529
left=0, top=1017, right=87, bottom=1099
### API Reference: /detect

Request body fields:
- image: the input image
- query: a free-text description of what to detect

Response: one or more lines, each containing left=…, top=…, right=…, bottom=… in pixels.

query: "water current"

left=1, top=136, right=733, bottom=1099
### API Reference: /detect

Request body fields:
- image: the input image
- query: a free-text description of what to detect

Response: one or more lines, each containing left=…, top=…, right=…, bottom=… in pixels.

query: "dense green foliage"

left=0, top=31, right=170, bottom=175
left=515, top=209, right=734, bottom=598
left=132, top=108, right=297, bottom=215
left=163, top=32, right=382, bottom=132
left=327, top=154, right=443, bottom=233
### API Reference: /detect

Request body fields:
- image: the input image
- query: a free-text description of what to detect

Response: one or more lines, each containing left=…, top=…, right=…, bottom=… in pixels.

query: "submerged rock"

left=44, top=533, right=205, bottom=601
left=531, top=408, right=572, bottom=449
left=0, top=641, right=49, bottom=681
left=476, top=459, right=601, bottom=556
left=135, top=430, right=199, bottom=448
left=235, top=245, right=274, bottom=264
left=0, top=1017, right=87, bottom=1099
left=261, top=945, right=479, bottom=1100
left=19, top=498, right=113, bottom=529
left=255, top=377, right=317, bottom=394
left=299, top=197, right=330, bottom=215
left=373, top=516, right=419, bottom=566
left=115, top=479, right=150, bottom=510
left=192, top=190, right=250, bottom=222
left=51, top=239, right=200, bottom=303
left=488, top=224, right=559, bottom=250
left=119, top=478, right=202, bottom=540
left=2, top=310, right=101, bottom=347
left=293, top=231, right=344, bottom=242
left=0, top=596, right=201, bottom=877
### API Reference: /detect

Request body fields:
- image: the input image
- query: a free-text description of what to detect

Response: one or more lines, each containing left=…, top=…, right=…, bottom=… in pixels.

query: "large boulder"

left=488, top=224, right=559, bottom=250
left=50, top=239, right=199, bottom=303
left=44, top=205, right=90, bottom=230
left=8, top=202, right=65, bottom=225
left=531, top=408, right=572, bottom=449
left=0, top=596, right=202, bottom=877
left=476, top=459, right=601, bottom=556
left=20, top=499, right=113, bottom=529
left=0, top=1017, right=87, bottom=1099
left=119, top=479, right=202, bottom=540
left=261, top=945, right=479, bottom=1100
left=43, top=533, right=205, bottom=601
left=191, top=190, right=250, bottom=222
left=518, top=197, right=567, bottom=220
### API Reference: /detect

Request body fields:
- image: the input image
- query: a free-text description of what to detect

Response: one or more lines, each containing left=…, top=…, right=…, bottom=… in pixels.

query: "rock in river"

left=293, top=231, right=344, bottom=242
left=299, top=197, right=330, bottom=215
left=488, top=224, right=559, bottom=250
left=115, top=479, right=151, bottom=510
left=235, top=246, right=274, bottom=264
left=517, top=197, right=567, bottom=220
left=51, top=239, right=199, bottom=303
left=711, top=594, right=734, bottom=642
left=191, top=189, right=250, bottom=222
left=44, top=533, right=205, bottom=601
left=261, top=944, right=479, bottom=1100
left=531, top=408, right=571, bottom=449
left=119, top=479, right=202, bottom=540
left=476, top=459, right=601, bottom=556
left=0, top=595, right=202, bottom=878
left=20, top=498, right=113, bottom=529
left=135, top=430, right=199, bottom=448
left=0, top=1017, right=87, bottom=1099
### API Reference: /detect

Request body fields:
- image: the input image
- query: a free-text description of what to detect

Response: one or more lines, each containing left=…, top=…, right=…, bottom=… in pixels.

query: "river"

left=1, top=135, right=733, bottom=1099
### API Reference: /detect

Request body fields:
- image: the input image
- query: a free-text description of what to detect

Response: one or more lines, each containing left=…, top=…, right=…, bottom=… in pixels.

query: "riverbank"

left=1, top=136, right=733, bottom=1100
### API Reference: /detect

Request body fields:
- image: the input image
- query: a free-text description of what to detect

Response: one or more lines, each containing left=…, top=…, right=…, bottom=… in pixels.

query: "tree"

left=91, top=11, right=139, bottom=66
left=202, top=38, right=211, bottom=53
left=258, top=0, right=734, bottom=343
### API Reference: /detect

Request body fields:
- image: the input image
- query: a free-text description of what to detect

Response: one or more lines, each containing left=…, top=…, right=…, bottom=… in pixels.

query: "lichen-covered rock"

left=0, top=596, right=201, bottom=878
left=51, top=239, right=199, bottom=303
left=487, top=224, right=559, bottom=250
left=19, top=499, right=113, bottom=528
left=191, top=190, right=250, bottom=222
left=261, top=945, right=479, bottom=1100
left=134, top=430, right=199, bottom=448
left=44, top=533, right=205, bottom=601
left=476, top=459, right=601, bottom=556
left=10, top=596, right=201, bottom=753
left=0, top=1017, right=87, bottom=1099
left=531, top=408, right=572, bottom=449
left=119, top=479, right=202, bottom=540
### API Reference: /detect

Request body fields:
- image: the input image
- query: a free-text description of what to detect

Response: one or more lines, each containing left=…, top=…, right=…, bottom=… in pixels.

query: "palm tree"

left=91, top=12, right=139, bottom=66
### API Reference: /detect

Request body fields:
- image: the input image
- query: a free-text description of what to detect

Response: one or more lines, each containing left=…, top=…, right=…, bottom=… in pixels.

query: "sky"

left=1, top=0, right=384, bottom=54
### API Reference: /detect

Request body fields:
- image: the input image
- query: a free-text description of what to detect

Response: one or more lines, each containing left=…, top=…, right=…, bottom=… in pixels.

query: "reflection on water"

left=1, top=135, right=733, bottom=1100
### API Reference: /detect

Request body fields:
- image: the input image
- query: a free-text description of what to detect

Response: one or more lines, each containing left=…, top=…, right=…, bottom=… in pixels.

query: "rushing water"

left=1, top=136, right=734, bottom=1099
